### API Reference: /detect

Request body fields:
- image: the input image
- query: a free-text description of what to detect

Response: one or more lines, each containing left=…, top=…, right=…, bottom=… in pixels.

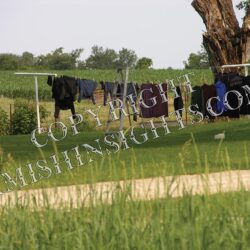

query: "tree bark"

left=241, top=7, right=250, bottom=63
left=192, top=0, right=250, bottom=74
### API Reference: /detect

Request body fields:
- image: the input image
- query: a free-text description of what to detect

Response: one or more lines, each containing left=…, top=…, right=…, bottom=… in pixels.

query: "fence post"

left=9, top=104, right=12, bottom=134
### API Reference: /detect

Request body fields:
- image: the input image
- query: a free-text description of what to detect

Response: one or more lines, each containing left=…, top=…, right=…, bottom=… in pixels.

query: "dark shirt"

left=51, top=76, right=77, bottom=117
left=174, top=86, right=184, bottom=116
left=152, top=83, right=168, bottom=118
left=140, top=84, right=154, bottom=118
left=120, top=83, right=139, bottom=102
left=77, top=79, right=97, bottom=104
left=140, top=83, right=168, bottom=118
left=191, top=86, right=204, bottom=114
left=63, top=76, right=78, bottom=101
left=201, top=84, right=217, bottom=119
left=240, top=76, right=250, bottom=115
left=223, top=73, right=242, bottom=118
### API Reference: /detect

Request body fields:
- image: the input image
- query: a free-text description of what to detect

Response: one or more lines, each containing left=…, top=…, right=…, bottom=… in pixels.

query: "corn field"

left=0, top=69, right=213, bottom=100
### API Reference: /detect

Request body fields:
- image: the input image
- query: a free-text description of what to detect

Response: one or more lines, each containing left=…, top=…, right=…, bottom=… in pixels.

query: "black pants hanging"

left=54, top=99, right=76, bottom=119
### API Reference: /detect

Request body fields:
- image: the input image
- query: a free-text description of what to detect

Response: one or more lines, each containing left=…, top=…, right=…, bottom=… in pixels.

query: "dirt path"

left=1, top=170, right=250, bottom=209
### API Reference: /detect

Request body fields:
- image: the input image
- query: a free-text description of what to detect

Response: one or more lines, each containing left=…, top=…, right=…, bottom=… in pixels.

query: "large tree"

left=136, top=57, right=153, bottom=69
left=36, top=47, right=83, bottom=70
left=0, top=54, right=20, bottom=70
left=192, top=0, right=250, bottom=74
left=86, top=46, right=118, bottom=69
left=116, top=48, right=138, bottom=69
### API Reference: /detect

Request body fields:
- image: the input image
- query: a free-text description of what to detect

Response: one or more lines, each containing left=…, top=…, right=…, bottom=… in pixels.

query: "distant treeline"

left=0, top=45, right=211, bottom=70
left=0, top=46, right=154, bottom=71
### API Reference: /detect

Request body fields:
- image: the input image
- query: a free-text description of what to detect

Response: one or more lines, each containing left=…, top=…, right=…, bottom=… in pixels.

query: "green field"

left=0, top=119, right=249, bottom=192
left=0, top=69, right=214, bottom=100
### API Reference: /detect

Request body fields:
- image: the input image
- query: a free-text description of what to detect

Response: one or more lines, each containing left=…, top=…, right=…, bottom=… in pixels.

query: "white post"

left=245, top=66, right=249, bottom=77
left=14, top=72, right=57, bottom=133
left=119, top=67, right=129, bottom=132
left=34, top=76, right=41, bottom=134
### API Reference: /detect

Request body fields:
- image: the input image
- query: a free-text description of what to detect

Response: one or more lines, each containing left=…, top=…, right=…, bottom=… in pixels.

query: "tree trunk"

left=192, top=0, right=250, bottom=74
left=241, top=7, right=250, bottom=63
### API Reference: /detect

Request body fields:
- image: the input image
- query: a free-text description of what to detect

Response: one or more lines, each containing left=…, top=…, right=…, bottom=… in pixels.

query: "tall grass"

left=0, top=189, right=249, bottom=249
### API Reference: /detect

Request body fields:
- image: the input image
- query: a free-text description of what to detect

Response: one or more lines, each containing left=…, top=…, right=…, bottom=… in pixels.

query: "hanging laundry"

left=152, top=84, right=168, bottom=118
left=174, top=86, right=184, bottom=117
left=47, top=75, right=53, bottom=86
left=120, top=83, right=140, bottom=121
left=140, top=84, right=154, bottom=118
left=191, top=86, right=204, bottom=114
left=77, top=79, right=97, bottom=104
left=101, top=82, right=117, bottom=106
left=240, top=76, right=250, bottom=115
left=140, top=83, right=168, bottom=118
left=48, top=76, right=78, bottom=119
left=201, top=84, right=217, bottom=119
left=122, top=83, right=139, bottom=102
left=63, top=76, right=78, bottom=100
left=223, top=72, right=243, bottom=88
left=215, top=79, right=227, bottom=115
left=54, top=99, right=76, bottom=119
left=222, top=73, right=243, bottom=118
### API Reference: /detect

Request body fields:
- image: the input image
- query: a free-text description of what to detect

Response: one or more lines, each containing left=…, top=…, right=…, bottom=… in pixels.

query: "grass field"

left=0, top=190, right=249, bottom=249
left=0, top=69, right=214, bottom=100
left=0, top=118, right=249, bottom=192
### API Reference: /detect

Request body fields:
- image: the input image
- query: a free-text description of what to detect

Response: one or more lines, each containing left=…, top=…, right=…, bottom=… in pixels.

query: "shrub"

left=0, top=108, right=9, bottom=135
left=12, top=100, right=48, bottom=135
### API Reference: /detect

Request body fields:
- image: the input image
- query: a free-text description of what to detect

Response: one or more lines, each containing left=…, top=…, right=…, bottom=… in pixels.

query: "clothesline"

left=15, top=68, right=250, bottom=133
left=221, top=63, right=250, bottom=77
left=47, top=75, right=173, bottom=120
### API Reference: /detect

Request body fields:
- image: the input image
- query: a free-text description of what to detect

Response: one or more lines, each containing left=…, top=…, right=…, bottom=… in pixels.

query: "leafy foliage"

left=12, top=100, right=48, bottom=135
left=0, top=46, right=145, bottom=70
left=116, top=48, right=138, bottom=69
left=135, top=57, right=153, bottom=69
left=236, top=0, right=250, bottom=12
left=0, top=48, right=83, bottom=70
left=85, top=46, right=118, bottom=69
left=184, top=46, right=210, bottom=69
left=36, top=47, right=84, bottom=70
left=0, top=108, right=9, bottom=135
left=20, top=52, right=36, bottom=69
left=86, top=46, right=138, bottom=69
left=0, top=54, right=20, bottom=70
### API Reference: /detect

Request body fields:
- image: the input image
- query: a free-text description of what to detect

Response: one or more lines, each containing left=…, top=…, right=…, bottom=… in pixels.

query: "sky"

left=0, top=0, right=245, bottom=69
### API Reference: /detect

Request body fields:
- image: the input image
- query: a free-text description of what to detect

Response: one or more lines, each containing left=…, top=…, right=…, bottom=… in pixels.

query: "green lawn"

left=0, top=118, right=249, bottom=192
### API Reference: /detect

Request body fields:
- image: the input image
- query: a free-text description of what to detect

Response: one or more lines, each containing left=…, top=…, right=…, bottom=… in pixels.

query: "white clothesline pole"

left=119, top=67, right=129, bottom=132
left=34, top=76, right=41, bottom=133
left=221, top=63, right=250, bottom=77
left=14, top=72, right=57, bottom=134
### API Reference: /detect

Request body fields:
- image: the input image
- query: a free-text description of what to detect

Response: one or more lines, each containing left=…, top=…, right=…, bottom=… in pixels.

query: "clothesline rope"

left=221, top=63, right=250, bottom=77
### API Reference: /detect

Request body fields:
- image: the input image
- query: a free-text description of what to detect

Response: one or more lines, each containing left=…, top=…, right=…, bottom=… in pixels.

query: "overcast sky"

left=0, top=0, right=245, bottom=69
